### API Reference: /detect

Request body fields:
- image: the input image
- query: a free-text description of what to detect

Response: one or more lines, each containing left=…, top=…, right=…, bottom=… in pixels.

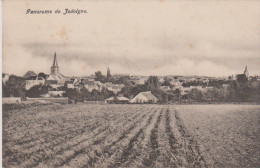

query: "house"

left=170, top=80, right=182, bottom=87
left=190, top=86, right=203, bottom=90
left=181, top=87, right=191, bottom=95
left=130, top=91, right=158, bottom=104
left=46, top=52, right=69, bottom=87
left=160, top=86, right=171, bottom=91
left=131, top=76, right=148, bottom=85
left=48, top=91, right=65, bottom=97
left=84, top=80, right=104, bottom=92
left=25, top=76, right=45, bottom=90
left=159, top=77, right=165, bottom=83
left=2, top=73, right=9, bottom=84
left=65, top=81, right=75, bottom=89
left=204, top=86, right=214, bottom=92
left=104, top=82, right=124, bottom=94
left=105, top=96, right=130, bottom=104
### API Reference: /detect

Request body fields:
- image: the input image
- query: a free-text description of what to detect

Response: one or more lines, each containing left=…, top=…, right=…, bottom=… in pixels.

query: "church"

left=46, top=52, right=69, bottom=88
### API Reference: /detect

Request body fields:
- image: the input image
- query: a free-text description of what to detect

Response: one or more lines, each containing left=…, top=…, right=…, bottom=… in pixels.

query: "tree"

left=102, top=88, right=115, bottom=99
left=4, top=75, right=26, bottom=97
left=38, top=72, right=48, bottom=79
left=107, top=68, right=111, bottom=79
left=95, top=71, right=106, bottom=83
left=145, top=76, right=160, bottom=90
left=189, top=89, right=204, bottom=102
left=91, top=89, right=105, bottom=101
left=26, top=84, right=49, bottom=98
left=204, top=88, right=224, bottom=102
left=162, top=77, right=171, bottom=86
left=116, top=76, right=133, bottom=86
left=65, top=88, right=78, bottom=103
left=81, top=88, right=91, bottom=100
left=173, top=89, right=181, bottom=102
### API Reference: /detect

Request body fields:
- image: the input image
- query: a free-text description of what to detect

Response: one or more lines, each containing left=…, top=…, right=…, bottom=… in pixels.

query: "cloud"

left=2, top=0, right=260, bottom=77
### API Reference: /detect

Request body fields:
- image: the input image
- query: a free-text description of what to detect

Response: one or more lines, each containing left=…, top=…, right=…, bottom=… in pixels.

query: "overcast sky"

left=3, top=0, right=260, bottom=77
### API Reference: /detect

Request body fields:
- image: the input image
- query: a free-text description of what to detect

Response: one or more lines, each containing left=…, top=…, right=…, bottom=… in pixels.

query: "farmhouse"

left=130, top=91, right=158, bottom=104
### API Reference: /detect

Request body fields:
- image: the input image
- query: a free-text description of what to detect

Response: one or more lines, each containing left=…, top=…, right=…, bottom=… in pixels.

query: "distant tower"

left=244, top=65, right=249, bottom=78
left=107, top=67, right=111, bottom=78
left=51, top=52, right=59, bottom=75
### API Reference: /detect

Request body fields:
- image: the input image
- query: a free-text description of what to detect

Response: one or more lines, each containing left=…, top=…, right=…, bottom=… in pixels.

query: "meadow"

left=2, top=104, right=260, bottom=167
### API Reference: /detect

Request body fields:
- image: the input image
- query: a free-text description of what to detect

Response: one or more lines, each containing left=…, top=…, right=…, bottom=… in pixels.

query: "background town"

left=2, top=52, right=260, bottom=106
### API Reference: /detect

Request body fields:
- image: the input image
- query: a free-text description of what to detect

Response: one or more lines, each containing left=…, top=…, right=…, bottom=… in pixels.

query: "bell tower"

left=51, top=52, right=59, bottom=75
left=244, top=65, right=249, bottom=78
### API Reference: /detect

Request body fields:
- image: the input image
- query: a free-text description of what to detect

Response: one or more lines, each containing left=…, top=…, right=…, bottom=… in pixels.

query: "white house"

left=160, top=86, right=171, bottom=91
left=84, top=80, right=104, bottom=92
left=104, top=82, right=124, bottom=94
left=130, top=91, right=158, bottom=104
left=2, top=73, right=9, bottom=84
left=25, top=76, right=45, bottom=90
left=181, top=87, right=191, bottom=95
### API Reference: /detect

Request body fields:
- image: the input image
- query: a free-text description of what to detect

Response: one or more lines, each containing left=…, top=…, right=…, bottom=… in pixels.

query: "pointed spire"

left=244, top=65, right=249, bottom=78
left=53, top=52, right=58, bottom=67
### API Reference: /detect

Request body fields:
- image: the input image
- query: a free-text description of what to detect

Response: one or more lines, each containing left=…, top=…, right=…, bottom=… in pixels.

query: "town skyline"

left=2, top=52, right=257, bottom=78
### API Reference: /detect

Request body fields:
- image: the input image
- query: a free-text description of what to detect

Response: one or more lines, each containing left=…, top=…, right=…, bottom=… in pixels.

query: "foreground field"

left=2, top=104, right=260, bottom=167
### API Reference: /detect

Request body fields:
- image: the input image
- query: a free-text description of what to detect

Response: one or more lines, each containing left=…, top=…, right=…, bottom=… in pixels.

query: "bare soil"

left=2, top=104, right=260, bottom=167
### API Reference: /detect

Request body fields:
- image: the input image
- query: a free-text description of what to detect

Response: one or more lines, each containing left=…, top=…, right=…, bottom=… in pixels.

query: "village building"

left=84, top=80, right=104, bottom=92
left=160, top=86, right=171, bottom=91
left=170, top=79, right=182, bottom=87
left=130, top=91, right=158, bottom=104
left=25, top=76, right=45, bottom=90
left=181, top=87, right=191, bottom=95
left=159, top=77, right=165, bottom=83
left=104, top=82, right=124, bottom=94
left=65, top=78, right=81, bottom=89
left=131, top=76, right=148, bottom=85
left=190, top=86, right=203, bottom=90
left=46, top=52, right=69, bottom=88
left=48, top=90, right=65, bottom=97
left=2, top=73, right=10, bottom=84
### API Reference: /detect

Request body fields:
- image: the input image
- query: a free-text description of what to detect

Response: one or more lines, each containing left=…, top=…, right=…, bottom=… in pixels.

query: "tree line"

left=2, top=74, right=260, bottom=103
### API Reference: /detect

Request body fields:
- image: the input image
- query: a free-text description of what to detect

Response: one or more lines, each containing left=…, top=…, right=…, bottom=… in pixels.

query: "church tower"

left=51, top=52, right=59, bottom=75
left=244, top=65, right=249, bottom=78
left=107, top=67, right=111, bottom=78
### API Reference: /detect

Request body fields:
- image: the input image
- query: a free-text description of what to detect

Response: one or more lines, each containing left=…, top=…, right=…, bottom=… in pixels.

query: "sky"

left=2, top=0, right=260, bottom=77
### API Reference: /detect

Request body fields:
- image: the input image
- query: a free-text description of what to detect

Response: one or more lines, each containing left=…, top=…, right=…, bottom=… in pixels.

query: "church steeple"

left=244, top=65, right=249, bottom=78
left=51, top=52, right=59, bottom=75
left=53, top=52, right=58, bottom=67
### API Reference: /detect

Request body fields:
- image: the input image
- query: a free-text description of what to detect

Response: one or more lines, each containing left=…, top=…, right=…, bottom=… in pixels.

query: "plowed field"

left=2, top=104, right=260, bottom=167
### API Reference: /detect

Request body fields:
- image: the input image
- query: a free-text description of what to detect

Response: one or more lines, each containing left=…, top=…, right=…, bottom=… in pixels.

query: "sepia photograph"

left=2, top=0, right=260, bottom=167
